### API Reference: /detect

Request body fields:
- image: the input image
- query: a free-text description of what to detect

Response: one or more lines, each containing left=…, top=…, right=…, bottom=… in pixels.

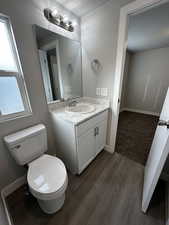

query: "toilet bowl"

left=4, top=124, right=68, bottom=214
left=28, top=154, right=68, bottom=214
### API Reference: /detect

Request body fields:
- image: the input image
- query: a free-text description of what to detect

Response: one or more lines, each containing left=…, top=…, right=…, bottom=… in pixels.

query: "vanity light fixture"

left=44, top=8, right=75, bottom=32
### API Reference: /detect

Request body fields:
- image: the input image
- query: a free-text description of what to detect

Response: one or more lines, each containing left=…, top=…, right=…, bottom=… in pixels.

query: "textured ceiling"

left=128, top=2, right=169, bottom=52
left=55, top=0, right=111, bottom=17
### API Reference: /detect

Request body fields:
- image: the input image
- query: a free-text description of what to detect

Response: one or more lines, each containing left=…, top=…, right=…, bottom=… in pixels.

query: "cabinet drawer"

left=76, top=110, right=108, bottom=137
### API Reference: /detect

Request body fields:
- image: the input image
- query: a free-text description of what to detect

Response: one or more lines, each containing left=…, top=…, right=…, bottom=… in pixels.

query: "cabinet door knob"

left=97, top=127, right=99, bottom=135
left=94, top=127, right=99, bottom=136
left=95, top=127, right=99, bottom=136
left=94, top=127, right=97, bottom=136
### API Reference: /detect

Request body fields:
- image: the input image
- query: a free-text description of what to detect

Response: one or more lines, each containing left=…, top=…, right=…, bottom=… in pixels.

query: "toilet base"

left=37, top=193, right=65, bottom=214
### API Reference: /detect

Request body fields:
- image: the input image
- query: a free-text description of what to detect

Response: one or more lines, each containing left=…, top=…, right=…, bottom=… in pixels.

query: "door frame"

left=111, top=0, right=169, bottom=152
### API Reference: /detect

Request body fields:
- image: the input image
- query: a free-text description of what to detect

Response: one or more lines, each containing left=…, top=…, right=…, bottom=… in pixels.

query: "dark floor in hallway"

left=6, top=151, right=165, bottom=225
left=115, top=111, right=159, bottom=165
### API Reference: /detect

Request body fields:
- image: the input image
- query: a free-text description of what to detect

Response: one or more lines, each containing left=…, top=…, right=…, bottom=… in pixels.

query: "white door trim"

left=110, top=0, right=169, bottom=152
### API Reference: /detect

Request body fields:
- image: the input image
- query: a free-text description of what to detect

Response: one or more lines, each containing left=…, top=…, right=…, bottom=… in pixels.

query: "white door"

left=142, top=88, right=169, bottom=212
left=95, top=120, right=107, bottom=156
left=77, top=128, right=95, bottom=174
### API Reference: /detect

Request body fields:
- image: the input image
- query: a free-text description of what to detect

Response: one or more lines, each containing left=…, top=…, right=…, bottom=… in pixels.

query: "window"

left=0, top=14, right=31, bottom=122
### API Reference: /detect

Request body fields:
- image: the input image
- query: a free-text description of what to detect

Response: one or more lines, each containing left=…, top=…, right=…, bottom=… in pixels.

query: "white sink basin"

left=65, top=103, right=95, bottom=114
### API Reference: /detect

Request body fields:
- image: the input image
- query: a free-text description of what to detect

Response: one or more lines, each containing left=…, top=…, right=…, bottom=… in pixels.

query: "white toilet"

left=4, top=124, right=68, bottom=214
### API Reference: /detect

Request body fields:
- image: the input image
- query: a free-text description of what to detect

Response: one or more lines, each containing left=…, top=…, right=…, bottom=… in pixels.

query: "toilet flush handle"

left=14, top=145, right=21, bottom=149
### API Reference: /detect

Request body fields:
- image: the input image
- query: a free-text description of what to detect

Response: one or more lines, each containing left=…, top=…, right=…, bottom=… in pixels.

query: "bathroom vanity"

left=50, top=98, right=109, bottom=174
left=34, top=26, right=109, bottom=174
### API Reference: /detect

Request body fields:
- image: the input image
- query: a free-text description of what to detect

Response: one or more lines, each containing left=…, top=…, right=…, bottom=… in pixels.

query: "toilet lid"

left=27, top=154, right=67, bottom=194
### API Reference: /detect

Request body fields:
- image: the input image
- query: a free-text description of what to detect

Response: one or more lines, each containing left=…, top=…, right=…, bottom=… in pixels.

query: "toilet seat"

left=27, top=154, right=68, bottom=201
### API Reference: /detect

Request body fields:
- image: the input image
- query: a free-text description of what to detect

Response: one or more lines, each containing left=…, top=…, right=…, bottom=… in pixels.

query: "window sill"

left=0, top=111, right=33, bottom=123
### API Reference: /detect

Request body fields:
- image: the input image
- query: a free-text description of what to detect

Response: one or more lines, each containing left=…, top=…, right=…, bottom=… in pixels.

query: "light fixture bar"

left=44, top=8, right=74, bottom=32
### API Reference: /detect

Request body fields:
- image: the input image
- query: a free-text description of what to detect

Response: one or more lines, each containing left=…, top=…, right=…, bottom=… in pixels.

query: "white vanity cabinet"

left=76, top=112, right=108, bottom=173
left=51, top=109, right=108, bottom=174
left=77, top=129, right=95, bottom=173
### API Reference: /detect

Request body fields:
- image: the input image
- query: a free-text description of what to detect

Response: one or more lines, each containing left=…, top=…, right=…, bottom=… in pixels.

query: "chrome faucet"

left=68, top=100, right=78, bottom=107
left=67, top=97, right=78, bottom=107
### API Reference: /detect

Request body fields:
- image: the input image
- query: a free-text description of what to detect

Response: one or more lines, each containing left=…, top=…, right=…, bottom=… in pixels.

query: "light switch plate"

left=101, top=88, right=108, bottom=97
left=96, top=88, right=101, bottom=96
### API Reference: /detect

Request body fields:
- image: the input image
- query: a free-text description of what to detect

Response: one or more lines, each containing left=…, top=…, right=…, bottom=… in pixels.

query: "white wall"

left=0, top=0, right=80, bottom=190
left=122, top=47, right=169, bottom=115
left=81, top=0, right=133, bottom=146
left=0, top=1, right=80, bottom=223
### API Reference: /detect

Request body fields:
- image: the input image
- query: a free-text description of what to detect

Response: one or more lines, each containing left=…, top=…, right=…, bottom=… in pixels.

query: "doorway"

left=114, top=0, right=169, bottom=165
left=115, top=111, right=158, bottom=165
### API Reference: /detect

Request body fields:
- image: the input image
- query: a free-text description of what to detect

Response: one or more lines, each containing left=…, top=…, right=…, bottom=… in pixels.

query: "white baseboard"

left=120, top=107, right=160, bottom=117
left=1, top=175, right=26, bottom=198
left=119, top=108, right=124, bottom=113
left=1, top=175, right=27, bottom=225
left=104, top=145, right=114, bottom=153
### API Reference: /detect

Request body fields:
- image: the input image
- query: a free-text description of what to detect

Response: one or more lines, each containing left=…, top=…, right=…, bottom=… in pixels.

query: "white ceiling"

left=55, top=0, right=111, bottom=17
left=127, top=2, right=169, bottom=52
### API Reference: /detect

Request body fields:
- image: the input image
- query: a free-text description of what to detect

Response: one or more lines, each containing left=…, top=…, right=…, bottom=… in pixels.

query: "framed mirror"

left=34, top=25, right=82, bottom=103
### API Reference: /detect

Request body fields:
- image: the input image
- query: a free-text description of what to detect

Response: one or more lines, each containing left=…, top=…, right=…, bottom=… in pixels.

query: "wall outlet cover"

left=101, top=88, right=108, bottom=97
left=96, top=88, right=101, bottom=96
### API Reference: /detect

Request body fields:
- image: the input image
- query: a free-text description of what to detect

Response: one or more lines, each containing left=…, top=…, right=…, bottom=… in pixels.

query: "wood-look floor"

left=7, top=152, right=165, bottom=225
left=116, top=111, right=159, bottom=165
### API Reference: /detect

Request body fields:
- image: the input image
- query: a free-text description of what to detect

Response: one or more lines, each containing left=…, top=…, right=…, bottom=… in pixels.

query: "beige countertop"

left=50, top=97, right=110, bottom=125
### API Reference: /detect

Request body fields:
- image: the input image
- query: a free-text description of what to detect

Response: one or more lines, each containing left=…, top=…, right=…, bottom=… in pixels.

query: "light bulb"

left=72, top=21, right=77, bottom=26
left=63, top=16, right=68, bottom=22
left=51, top=9, right=58, bottom=17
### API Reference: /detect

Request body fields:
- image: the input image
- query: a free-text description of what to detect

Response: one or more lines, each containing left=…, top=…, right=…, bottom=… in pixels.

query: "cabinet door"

left=95, top=120, right=107, bottom=156
left=77, top=128, right=95, bottom=174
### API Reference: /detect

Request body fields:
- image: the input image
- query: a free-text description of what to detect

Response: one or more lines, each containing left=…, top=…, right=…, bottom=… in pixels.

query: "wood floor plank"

left=6, top=152, right=165, bottom=225
left=116, top=111, right=159, bottom=165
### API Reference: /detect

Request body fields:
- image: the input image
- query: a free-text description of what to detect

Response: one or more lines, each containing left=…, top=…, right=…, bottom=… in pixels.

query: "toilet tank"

left=4, top=124, right=47, bottom=165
